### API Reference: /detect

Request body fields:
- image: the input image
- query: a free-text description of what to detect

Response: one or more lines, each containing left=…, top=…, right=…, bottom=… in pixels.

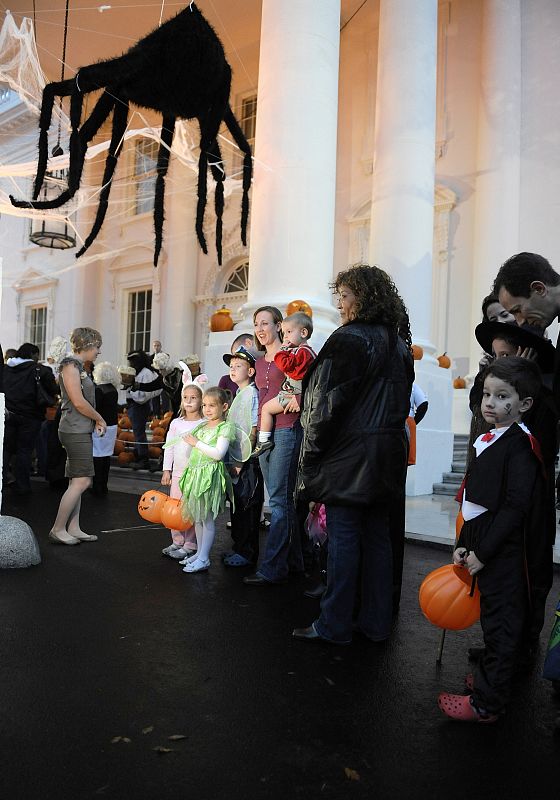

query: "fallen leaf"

left=324, top=676, right=335, bottom=686
left=111, top=737, right=122, bottom=744
left=167, top=734, right=187, bottom=741
left=344, top=768, right=360, bottom=782
left=153, top=746, right=174, bottom=754
left=142, top=726, right=154, bottom=735
left=122, top=737, right=131, bottom=743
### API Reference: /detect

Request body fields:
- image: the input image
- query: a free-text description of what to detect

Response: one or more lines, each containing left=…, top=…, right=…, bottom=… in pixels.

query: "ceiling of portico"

left=4, top=0, right=366, bottom=83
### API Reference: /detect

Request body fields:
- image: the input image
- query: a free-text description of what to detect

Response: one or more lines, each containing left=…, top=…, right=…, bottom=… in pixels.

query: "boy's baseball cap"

left=223, top=346, right=256, bottom=368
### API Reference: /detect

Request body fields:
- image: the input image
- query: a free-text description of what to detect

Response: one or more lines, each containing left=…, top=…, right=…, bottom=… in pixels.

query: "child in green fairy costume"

left=179, top=387, right=236, bottom=573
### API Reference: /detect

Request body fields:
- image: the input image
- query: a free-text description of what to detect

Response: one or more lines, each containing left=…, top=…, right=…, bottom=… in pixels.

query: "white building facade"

left=2, top=0, right=560, bottom=496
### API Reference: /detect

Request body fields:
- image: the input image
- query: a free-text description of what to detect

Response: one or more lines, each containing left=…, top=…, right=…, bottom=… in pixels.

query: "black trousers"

left=473, top=546, right=528, bottom=713
left=3, top=411, right=42, bottom=492
left=230, top=462, right=264, bottom=563
left=93, top=456, right=111, bottom=494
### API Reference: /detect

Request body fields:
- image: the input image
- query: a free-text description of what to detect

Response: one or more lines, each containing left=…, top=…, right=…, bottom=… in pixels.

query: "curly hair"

left=70, top=326, right=102, bottom=352
left=331, top=264, right=412, bottom=348
left=93, top=361, right=121, bottom=389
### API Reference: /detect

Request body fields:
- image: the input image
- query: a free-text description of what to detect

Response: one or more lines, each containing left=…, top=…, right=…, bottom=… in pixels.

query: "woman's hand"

left=161, top=470, right=171, bottom=486
left=184, top=433, right=198, bottom=447
left=95, top=419, right=107, bottom=437
left=283, top=397, right=300, bottom=413
left=466, top=551, right=485, bottom=575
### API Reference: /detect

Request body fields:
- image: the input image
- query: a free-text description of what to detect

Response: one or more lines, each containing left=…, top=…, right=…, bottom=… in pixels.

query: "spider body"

left=10, top=3, right=252, bottom=266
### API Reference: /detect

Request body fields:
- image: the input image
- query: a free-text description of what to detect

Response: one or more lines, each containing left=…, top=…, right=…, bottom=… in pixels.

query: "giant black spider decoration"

left=10, top=2, right=252, bottom=266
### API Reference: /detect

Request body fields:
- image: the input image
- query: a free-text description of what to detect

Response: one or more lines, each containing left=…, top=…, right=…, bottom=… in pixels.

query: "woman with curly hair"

left=293, top=265, right=414, bottom=644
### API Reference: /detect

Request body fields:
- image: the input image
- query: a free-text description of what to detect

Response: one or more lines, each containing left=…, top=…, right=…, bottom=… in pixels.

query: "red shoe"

left=465, top=673, right=474, bottom=691
left=438, top=693, right=499, bottom=723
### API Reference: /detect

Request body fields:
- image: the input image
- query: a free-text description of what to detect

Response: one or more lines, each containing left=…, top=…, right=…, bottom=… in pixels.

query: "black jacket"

left=297, top=321, right=414, bottom=506
left=458, top=423, right=540, bottom=563
left=94, top=384, right=119, bottom=427
left=3, top=360, right=59, bottom=419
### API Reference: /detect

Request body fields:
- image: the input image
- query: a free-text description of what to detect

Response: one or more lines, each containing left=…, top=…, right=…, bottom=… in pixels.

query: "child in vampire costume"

left=438, top=358, right=545, bottom=723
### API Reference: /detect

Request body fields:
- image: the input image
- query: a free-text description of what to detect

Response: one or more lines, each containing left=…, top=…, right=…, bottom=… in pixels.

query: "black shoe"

left=243, top=573, right=287, bottom=586
left=292, top=625, right=323, bottom=641
left=251, top=441, right=275, bottom=459
left=304, top=583, right=326, bottom=600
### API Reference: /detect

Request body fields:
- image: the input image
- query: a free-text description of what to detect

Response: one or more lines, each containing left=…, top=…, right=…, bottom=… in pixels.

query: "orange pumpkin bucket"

left=161, top=497, right=193, bottom=531
left=419, top=563, right=480, bottom=631
left=138, top=490, right=168, bottom=523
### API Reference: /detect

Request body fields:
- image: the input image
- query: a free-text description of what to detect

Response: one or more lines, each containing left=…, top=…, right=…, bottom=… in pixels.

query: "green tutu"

left=178, top=420, right=236, bottom=522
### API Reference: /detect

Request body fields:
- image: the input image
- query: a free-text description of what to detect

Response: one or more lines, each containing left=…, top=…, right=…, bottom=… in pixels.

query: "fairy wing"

left=227, top=387, right=254, bottom=463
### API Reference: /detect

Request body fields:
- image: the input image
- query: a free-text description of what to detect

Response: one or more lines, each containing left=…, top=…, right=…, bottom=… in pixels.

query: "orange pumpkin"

left=152, top=426, right=166, bottom=438
left=148, top=445, right=161, bottom=458
left=119, top=430, right=135, bottom=442
left=411, top=344, right=424, bottom=361
left=163, top=411, right=174, bottom=420
left=437, top=352, right=451, bottom=369
left=118, top=415, right=131, bottom=429
left=114, top=439, right=125, bottom=455
left=151, top=433, right=164, bottom=443
left=419, top=564, right=480, bottom=631
left=210, top=305, right=234, bottom=332
left=150, top=418, right=163, bottom=430
left=117, top=451, right=135, bottom=465
left=285, top=299, right=313, bottom=317
left=161, top=497, right=194, bottom=531
left=138, top=490, right=168, bottom=523
left=453, top=376, right=466, bottom=389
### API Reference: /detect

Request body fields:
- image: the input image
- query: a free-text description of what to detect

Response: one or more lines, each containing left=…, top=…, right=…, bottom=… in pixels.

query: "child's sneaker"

left=168, top=547, right=190, bottom=560
left=251, top=441, right=274, bottom=459
left=183, top=558, right=210, bottom=573
left=162, top=544, right=180, bottom=556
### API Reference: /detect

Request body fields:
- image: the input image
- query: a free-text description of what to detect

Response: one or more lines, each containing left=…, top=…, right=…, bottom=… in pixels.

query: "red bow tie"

left=481, top=432, right=495, bottom=442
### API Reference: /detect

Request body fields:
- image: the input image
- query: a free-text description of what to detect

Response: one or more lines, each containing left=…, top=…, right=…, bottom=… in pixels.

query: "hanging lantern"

left=29, top=168, right=76, bottom=250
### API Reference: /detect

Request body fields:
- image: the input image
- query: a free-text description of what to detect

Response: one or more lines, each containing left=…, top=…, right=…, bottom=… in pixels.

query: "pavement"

left=1, top=481, right=559, bottom=800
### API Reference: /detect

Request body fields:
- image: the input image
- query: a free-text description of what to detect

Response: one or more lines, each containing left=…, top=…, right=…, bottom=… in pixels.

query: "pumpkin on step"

left=285, top=299, right=313, bottom=317
left=453, top=376, right=466, bottom=389
left=411, top=344, right=424, bottom=360
left=437, top=352, right=451, bottom=369
left=117, top=451, right=135, bottom=465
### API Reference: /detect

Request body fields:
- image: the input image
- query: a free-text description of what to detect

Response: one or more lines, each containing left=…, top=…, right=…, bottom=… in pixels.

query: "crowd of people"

left=1, top=256, right=559, bottom=728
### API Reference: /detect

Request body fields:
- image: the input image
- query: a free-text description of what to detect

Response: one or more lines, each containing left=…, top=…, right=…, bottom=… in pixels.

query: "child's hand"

left=308, top=501, right=316, bottom=513
left=184, top=433, right=198, bottom=447
left=453, top=547, right=468, bottom=566
left=228, top=465, right=242, bottom=477
left=466, top=551, right=485, bottom=575
left=161, top=470, right=171, bottom=486
left=283, top=397, right=300, bottom=413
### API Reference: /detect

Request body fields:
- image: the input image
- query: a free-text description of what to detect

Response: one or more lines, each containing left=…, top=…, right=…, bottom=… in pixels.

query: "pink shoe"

left=438, top=693, right=498, bottom=723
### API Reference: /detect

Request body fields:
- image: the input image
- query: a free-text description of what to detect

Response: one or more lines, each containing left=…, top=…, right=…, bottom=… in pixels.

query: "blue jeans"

left=128, top=401, right=150, bottom=460
left=257, top=424, right=303, bottom=582
left=315, top=504, right=393, bottom=644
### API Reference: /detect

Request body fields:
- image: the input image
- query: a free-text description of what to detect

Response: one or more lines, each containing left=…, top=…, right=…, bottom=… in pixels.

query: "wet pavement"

left=1, top=482, right=559, bottom=800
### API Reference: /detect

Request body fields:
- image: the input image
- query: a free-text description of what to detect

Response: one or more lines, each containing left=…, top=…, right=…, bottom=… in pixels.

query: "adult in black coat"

left=293, top=265, right=414, bottom=644
left=3, top=342, right=59, bottom=495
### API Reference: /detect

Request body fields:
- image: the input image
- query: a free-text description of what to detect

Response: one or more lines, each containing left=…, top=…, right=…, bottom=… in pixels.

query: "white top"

left=128, top=367, right=162, bottom=404
left=462, top=422, right=530, bottom=521
left=162, top=417, right=202, bottom=476
left=409, top=382, right=428, bottom=417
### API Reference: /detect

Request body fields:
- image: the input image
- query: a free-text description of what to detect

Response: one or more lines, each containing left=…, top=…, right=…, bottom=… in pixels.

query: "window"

left=25, top=305, right=47, bottom=360
left=127, top=289, right=152, bottom=353
left=134, top=139, right=159, bottom=215
left=240, top=95, right=257, bottom=146
left=224, top=261, right=249, bottom=293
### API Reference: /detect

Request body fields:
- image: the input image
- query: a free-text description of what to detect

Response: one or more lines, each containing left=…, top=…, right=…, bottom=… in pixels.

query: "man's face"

left=152, top=341, right=162, bottom=353
left=498, top=283, right=557, bottom=329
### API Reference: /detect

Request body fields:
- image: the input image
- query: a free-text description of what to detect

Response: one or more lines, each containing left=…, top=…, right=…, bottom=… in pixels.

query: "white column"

left=470, top=0, right=521, bottom=369
left=238, top=0, right=341, bottom=347
left=369, top=0, right=452, bottom=495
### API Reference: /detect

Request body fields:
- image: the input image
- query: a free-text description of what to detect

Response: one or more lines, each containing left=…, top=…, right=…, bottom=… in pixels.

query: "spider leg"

left=224, top=105, right=253, bottom=246
left=153, top=115, right=176, bottom=267
left=75, top=99, right=130, bottom=258
left=10, top=89, right=115, bottom=210
left=207, top=138, right=225, bottom=265
left=196, top=102, right=227, bottom=257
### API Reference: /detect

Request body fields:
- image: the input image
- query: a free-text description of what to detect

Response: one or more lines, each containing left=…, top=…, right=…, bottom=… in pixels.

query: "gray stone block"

left=0, top=515, right=41, bottom=568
